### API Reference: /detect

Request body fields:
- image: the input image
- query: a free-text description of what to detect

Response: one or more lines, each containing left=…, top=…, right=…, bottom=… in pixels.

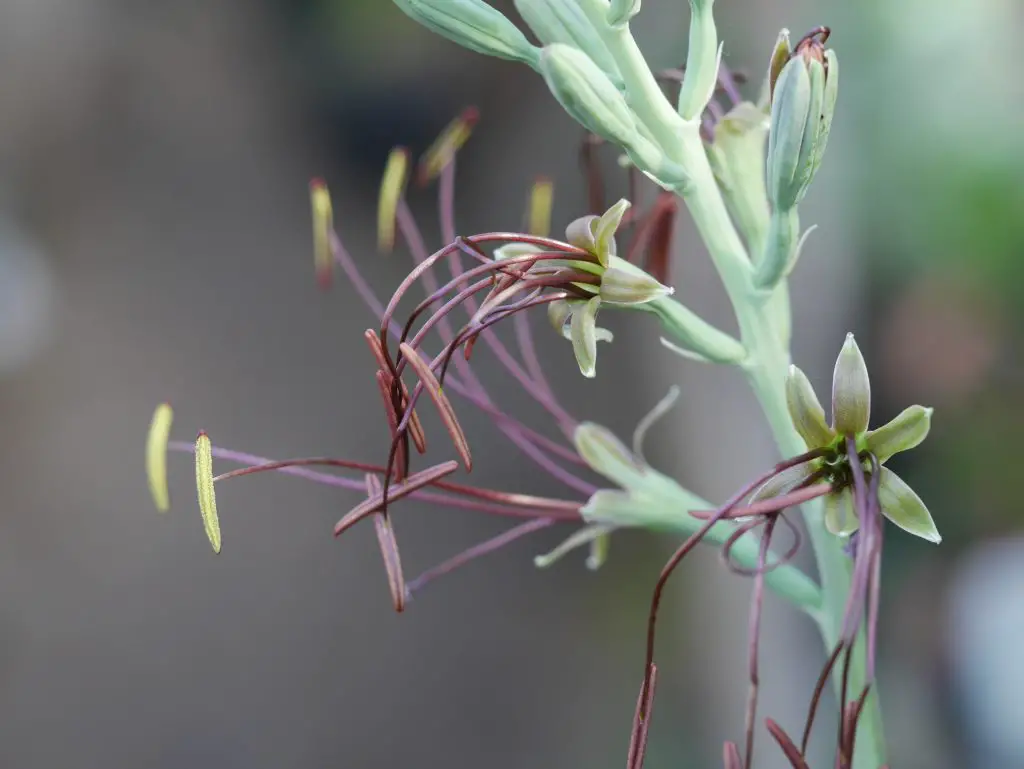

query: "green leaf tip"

left=194, top=431, right=222, bottom=554
left=146, top=403, right=174, bottom=512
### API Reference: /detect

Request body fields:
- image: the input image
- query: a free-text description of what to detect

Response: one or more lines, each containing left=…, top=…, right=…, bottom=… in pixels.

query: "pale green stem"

left=582, top=14, right=886, bottom=766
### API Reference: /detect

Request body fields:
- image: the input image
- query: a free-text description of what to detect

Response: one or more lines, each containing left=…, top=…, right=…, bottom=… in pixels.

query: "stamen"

left=630, top=448, right=830, bottom=754
left=397, top=342, right=472, bottom=470
left=366, top=474, right=407, bottom=612
left=742, top=515, right=777, bottom=769
left=626, top=663, right=658, bottom=769
left=800, top=641, right=844, bottom=754
left=404, top=517, right=555, bottom=599
left=170, top=442, right=582, bottom=520
left=335, top=461, right=460, bottom=536
left=765, top=719, right=810, bottom=769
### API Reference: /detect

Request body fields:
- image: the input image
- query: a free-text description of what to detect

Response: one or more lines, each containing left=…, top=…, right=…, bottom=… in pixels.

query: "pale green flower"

left=758, top=333, right=939, bottom=543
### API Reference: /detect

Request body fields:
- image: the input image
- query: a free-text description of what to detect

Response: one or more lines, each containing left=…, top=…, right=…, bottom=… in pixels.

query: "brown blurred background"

left=0, top=1, right=1020, bottom=768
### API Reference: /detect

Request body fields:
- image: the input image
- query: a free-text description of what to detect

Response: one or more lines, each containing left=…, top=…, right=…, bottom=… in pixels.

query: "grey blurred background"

left=0, top=1, right=1020, bottom=767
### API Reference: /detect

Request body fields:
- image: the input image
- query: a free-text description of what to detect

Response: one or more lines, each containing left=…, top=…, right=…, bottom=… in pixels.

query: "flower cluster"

left=144, top=6, right=941, bottom=765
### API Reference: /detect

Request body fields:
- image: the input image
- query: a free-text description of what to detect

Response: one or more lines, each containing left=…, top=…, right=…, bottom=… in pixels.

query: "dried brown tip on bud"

left=795, top=26, right=831, bottom=70
left=363, top=330, right=426, bottom=453
left=378, top=148, right=411, bottom=253
left=399, top=342, right=472, bottom=471
left=309, top=178, right=333, bottom=289
left=366, top=474, right=407, bottom=612
left=334, top=461, right=459, bottom=536
left=417, top=106, right=480, bottom=185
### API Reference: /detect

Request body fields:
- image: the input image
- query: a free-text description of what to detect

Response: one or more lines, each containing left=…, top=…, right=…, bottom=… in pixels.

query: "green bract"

left=768, top=334, right=940, bottom=543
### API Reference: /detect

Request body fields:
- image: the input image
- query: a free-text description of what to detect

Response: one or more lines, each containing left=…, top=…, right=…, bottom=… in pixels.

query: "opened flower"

left=758, top=333, right=938, bottom=543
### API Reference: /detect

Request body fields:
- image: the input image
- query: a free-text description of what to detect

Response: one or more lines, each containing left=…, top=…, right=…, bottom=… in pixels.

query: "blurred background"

left=0, top=1, right=1020, bottom=767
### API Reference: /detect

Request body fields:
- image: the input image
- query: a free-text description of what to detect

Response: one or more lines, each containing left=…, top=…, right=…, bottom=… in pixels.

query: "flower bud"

left=539, top=45, right=640, bottom=151
left=599, top=265, right=673, bottom=305
left=514, top=0, right=622, bottom=84
left=539, top=45, right=681, bottom=185
left=607, top=0, right=641, bottom=28
left=766, top=29, right=791, bottom=104
left=765, top=28, right=838, bottom=209
left=831, top=332, right=870, bottom=436
left=676, top=0, right=721, bottom=121
left=706, top=101, right=770, bottom=252
left=392, top=0, right=540, bottom=67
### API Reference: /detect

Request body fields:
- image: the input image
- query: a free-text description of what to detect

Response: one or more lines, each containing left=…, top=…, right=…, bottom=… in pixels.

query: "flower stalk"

left=145, top=6, right=944, bottom=768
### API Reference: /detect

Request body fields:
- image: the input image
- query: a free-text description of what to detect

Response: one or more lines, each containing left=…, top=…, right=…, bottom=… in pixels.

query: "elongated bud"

left=513, top=0, right=622, bottom=85
left=766, top=29, right=792, bottom=103
left=753, top=207, right=799, bottom=289
left=706, top=102, right=770, bottom=253
left=600, top=264, right=673, bottom=305
left=378, top=148, right=410, bottom=252
left=607, top=0, right=641, bottom=28
left=677, top=0, right=722, bottom=121
left=540, top=45, right=639, bottom=150
left=194, top=431, right=222, bottom=554
left=310, top=179, right=333, bottom=288
left=574, top=422, right=648, bottom=489
left=418, top=107, right=479, bottom=185
left=765, top=28, right=838, bottom=209
left=766, top=58, right=810, bottom=210
left=527, top=177, right=554, bottom=236
left=831, top=332, right=870, bottom=435
left=539, top=45, right=682, bottom=185
left=146, top=403, right=173, bottom=512
left=392, top=0, right=541, bottom=68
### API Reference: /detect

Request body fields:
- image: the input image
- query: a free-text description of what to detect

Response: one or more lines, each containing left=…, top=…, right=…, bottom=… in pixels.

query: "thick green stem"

left=672, top=128, right=887, bottom=769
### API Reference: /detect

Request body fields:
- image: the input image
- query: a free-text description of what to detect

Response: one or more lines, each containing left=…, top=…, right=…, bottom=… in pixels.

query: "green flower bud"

left=766, top=56, right=811, bottom=210
left=514, top=0, right=622, bottom=84
left=765, top=28, right=838, bottom=209
left=607, top=0, right=641, bottom=28
left=392, top=0, right=541, bottom=67
left=539, top=45, right=684, bottom=185
left=766, top=29, right=792, bottom=104
left=706, top=101, right=770, bottom=252
left=574, top=422, right=648, bottom=490
left=831, top=332, right=870, bottom=435
left=540, top=45, right=639, bottom=147
left=676, top=0, right=721, bottom=121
